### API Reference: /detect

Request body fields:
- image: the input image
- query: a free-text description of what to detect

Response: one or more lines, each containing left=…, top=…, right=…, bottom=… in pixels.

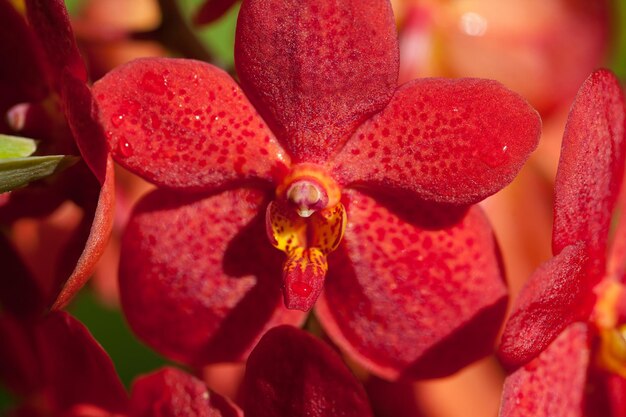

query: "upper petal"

left=119, top=187, right=305, bottom=366
left=553, top=69, right=626, bottom=266
left=242, top=326, right=374, bottom=417
left=498, top=242, right=592, bottom=371
left=499, top=323, right=590, bottom=417
left=235, top=0, right=399, bottom=163
left=316, top=190, right=508, bottom=379
left=330, top=78, right=540, bottom=205
left=93, top=58, right=290, bottom=191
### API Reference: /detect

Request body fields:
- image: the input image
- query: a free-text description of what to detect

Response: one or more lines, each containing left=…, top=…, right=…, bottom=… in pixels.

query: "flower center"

left=266, top=164, right=346, bottom=311
left=594, top=280, right=626, bottom=378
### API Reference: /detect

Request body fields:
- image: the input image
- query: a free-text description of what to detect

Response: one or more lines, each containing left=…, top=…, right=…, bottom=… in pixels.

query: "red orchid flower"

left=497, top=69, right=626, bottom=417
left=0, top=0, right=114, bottom=316
left=0, top=311, right=373, bottom=417
left=93, top=0, right=540, bottom=378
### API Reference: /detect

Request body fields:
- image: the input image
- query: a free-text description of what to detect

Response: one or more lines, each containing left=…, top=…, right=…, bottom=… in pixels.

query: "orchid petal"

left=553, top=69, right=626, bottom=266
left=330, top=78, right=540, bottom=205
left=242, top=326, right=374, bottom=417
left=35, top=312, right=128, bottom=413
left=499, top=323, right=590, bottom=417
left=316, top=190, right=507, bottom=379
left=25, top=0, right=87, bottom=87
left=93, top=58, right=289, bottom=191
left=498, top=242, right=593, bottom=371
left=51, top=156, right=115, bottom=310
left=119, top=188, right=305, bottom=366
left=235, top=0, right=399, bottom=163
left=0, top=312, right=128, bottom=412
left=130, top=367, right=243, bottom=417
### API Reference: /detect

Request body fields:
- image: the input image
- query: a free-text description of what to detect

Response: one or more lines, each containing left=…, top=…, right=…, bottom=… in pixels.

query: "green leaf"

left=0, top=134, right=37, bottom=158
left=0, top=155, right=78, bottom=193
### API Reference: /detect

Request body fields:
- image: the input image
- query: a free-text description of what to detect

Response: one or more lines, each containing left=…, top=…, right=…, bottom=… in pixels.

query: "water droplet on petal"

left=139, top=71, right=168, bottom=95
left=111, top=113, right=124, bottom=127
left=480, top=144, right=509, bottom=168
left=117, top=138, right=133, bottom=157
left=291, top=281, right=312, bottom=297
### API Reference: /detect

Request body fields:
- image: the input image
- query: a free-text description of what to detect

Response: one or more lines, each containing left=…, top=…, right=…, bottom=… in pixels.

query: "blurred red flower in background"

left=497, top=69, right=626, bottom=417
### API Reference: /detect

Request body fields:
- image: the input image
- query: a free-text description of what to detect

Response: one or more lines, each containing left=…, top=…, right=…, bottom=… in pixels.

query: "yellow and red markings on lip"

left=594, top=280, right=626, bottom=378
left=266, top=196, right=347, bottom=310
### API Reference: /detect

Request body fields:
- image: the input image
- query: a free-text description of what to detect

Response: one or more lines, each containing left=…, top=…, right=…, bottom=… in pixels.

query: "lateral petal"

left=119, top=187, right=305, bottom=366
left=93, top=58, right=290, bottom=191
left=242, top=326, right=373, bottom=417
left=235, top=0, right=399, bottom=162
left=553, top=69, right=626, bottom=265
left=316, top=190, right=507, bottom=379
left=330, top=78, right=540, bottom=205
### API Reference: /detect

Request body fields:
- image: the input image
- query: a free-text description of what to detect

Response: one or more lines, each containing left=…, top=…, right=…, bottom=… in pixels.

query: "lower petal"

left=119, top=187, right=305, bottom=366
left=316, top=190, right=507, bottom=379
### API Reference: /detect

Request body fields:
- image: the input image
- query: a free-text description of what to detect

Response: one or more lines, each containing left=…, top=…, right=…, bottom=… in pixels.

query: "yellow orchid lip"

left=267, top=164, right=346, bottom=311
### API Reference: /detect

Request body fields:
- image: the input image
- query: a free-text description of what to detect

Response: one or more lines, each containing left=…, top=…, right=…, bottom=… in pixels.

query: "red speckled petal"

left=316, top=190, right=508, bottom=379
left=51, top=156, right=115, bottom=310
left=194, top=0, right=238, bottom=25
left=35, top=312, right=128, bottom=413
left=499, top=323, right=590, bottom=417
left=131, top=367, right=243, bottom=417
left=93, top=58, right=289, bottom=191
left=553, top=69, right=626, bottom=265
left=119, top=188, right=305, bottom=366
left=331, top=78, right=540, bottom=205
left=242, top=326, right=374, bottom=417
left=498, top=242, right=593, bottom=371
left=25, top=0, right=87, bottom=87
left=235, top=0, right=399, bottom=163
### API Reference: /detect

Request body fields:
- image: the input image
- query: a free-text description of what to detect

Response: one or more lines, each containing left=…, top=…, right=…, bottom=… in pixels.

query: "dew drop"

left=139, top=71, right=168, bottom=95
left=111, top=113, right=124, bottom=127
left=117, top=138, right=133, bottom=157
left=480, top=144, right=509, bottom=168
left=291, top=281, right=312, bottom=297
